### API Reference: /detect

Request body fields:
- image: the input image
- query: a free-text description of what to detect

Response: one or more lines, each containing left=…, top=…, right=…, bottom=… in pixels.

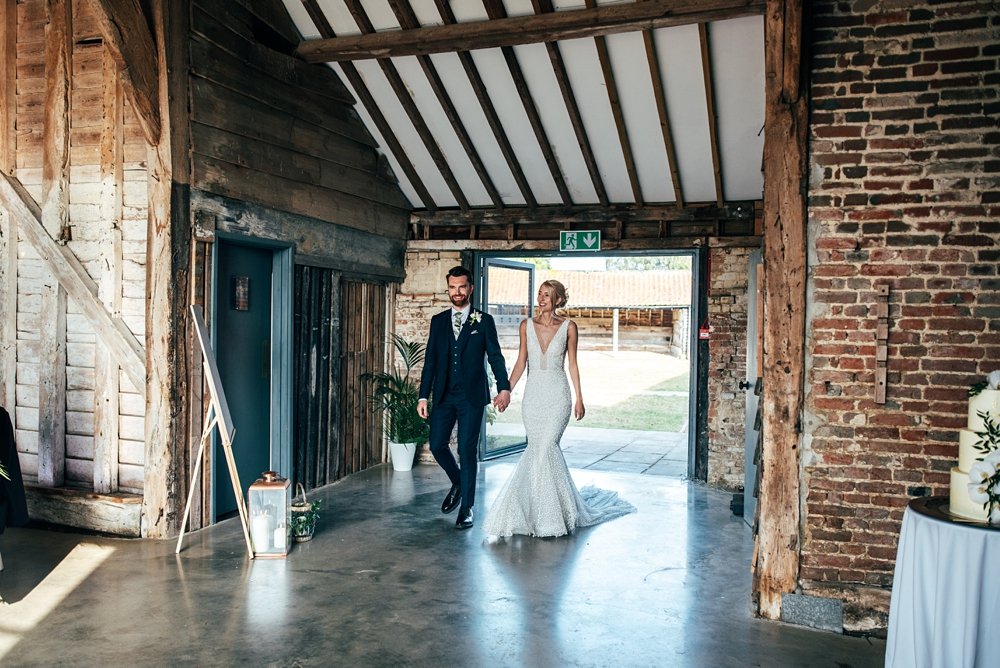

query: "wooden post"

left=38, top=0, right=72, bottom=488
left=755, top=0, right=808, bottom=620
left=141, top=0, right=190, bottom=539
left=94, top=48, right=125, bottom=494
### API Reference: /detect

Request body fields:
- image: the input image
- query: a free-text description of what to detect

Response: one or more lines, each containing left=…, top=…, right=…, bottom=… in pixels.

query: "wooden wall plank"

left=755, top=0, right=807, bottom=620
left=38, top=0, right=73, bottom=488
left=189, top=122, right=409, bottom=210
left=192, top=154, right=407, bottom=239
left=0, top=172, right=147, bottom=391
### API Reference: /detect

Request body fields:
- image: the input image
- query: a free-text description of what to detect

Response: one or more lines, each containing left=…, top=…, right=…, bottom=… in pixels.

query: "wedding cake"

left=948, top=371, right=1000, bottom=521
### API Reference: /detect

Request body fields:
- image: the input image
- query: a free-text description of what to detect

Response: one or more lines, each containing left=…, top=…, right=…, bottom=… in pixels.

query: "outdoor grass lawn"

left=492, top=371, right=690, bottom=432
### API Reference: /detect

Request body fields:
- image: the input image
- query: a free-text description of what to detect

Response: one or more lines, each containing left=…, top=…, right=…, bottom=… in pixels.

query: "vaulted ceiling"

left=282, top=0, right=766, bottom=234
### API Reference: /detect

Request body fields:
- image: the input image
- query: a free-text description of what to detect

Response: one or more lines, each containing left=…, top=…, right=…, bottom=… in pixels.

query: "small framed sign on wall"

left=232, top=276, right=250, bottom=311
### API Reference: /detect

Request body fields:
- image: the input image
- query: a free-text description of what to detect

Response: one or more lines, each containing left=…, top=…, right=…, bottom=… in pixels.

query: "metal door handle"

left=738, top=380, right=752, bottom=390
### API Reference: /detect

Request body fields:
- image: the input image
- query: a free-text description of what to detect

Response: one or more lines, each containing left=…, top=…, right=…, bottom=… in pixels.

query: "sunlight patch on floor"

left=0, top=543, right=116, bottom=661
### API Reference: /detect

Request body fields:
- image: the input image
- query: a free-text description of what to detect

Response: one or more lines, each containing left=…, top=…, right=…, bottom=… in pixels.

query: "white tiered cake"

left=949, top=377, right=1000, bottom=521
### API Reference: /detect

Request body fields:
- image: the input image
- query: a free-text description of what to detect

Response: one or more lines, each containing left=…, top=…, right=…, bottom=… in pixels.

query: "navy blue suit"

left=419, top=308, right=510, bottom=511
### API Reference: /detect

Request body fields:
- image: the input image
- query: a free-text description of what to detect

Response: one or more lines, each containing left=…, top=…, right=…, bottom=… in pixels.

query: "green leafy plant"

left=362, top=334, right=430, bottom=445
left=290, top=499, right=321, bottom=537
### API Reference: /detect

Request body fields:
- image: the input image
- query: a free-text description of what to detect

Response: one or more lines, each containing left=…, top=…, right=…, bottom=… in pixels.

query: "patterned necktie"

left=453, top=311, right=463, bottom=339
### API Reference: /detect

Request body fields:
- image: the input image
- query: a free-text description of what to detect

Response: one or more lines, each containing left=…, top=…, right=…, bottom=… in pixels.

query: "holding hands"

left=493, top=390, right=511, bottom=412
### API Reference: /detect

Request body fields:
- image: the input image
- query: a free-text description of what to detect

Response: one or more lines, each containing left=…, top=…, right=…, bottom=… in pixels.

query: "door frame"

left=211, top=233, right=294, bottom=521
left=476, top=256, right=535, bottom=460
left=472, top=249, right=702, bottom=476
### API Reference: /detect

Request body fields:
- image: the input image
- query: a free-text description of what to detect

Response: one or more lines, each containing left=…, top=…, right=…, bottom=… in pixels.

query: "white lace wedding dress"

left=483, top=319, right=636, bottom=538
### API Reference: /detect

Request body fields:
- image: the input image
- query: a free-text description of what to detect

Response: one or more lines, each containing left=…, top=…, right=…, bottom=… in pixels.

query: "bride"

left=483, top=280, right=635, bottom=538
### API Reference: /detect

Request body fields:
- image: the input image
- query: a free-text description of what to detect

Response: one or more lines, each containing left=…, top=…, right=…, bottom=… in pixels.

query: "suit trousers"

left=428, top=389, right=485, bottom=511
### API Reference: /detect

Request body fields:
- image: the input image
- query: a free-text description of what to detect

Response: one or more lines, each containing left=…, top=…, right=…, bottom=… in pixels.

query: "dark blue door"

left=215, top=242, right=272, bottom=518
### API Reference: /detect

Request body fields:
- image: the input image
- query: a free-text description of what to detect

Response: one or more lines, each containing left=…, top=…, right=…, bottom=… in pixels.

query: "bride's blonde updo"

left=541, top=279, right=569, bottom=313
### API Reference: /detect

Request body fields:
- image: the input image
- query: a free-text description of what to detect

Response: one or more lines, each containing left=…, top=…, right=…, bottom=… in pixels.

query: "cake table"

left=885, top=496, right=1000, bottom=668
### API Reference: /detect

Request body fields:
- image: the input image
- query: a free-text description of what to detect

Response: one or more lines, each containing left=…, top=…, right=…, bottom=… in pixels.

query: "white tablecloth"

left=885, top=501, right=1000, bottom=668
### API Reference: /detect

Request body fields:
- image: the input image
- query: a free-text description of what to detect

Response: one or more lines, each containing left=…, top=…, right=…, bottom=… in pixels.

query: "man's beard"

left=450, top=294, right=469, bottom=308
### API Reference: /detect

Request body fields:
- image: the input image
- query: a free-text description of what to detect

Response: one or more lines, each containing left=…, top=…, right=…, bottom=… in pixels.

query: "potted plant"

left=289, top=483, right=320, bottom=542
left=363, top=334, right=430, bottom=471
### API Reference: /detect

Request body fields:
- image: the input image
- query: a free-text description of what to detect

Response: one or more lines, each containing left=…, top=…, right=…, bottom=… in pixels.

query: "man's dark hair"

left=446, top=265, right=473, bottom=282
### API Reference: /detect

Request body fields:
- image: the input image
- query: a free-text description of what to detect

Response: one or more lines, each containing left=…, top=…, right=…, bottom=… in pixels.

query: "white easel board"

left=175, top=305, right=253, bottom=557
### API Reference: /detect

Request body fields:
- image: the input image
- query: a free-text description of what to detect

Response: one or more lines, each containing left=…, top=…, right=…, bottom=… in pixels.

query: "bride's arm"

left=566, top=320, right=585, bottom=420
left=506, top=319, right=529, bottom=392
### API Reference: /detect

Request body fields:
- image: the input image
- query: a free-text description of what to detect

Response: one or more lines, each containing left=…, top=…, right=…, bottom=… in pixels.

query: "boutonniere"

left=468, top=311, right=482, bottom=325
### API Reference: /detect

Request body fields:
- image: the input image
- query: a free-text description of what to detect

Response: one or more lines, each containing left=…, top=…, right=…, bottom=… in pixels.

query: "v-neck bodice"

left=527, top=318, right=569, bottom=371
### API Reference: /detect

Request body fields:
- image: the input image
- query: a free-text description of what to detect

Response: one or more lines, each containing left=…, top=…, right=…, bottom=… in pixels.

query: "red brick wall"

left=802, top=1, right=999, bottom=629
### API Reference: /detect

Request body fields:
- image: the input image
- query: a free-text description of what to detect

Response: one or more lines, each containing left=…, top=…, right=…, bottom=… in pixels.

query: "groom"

left=418, top=266, right=511, bottom=529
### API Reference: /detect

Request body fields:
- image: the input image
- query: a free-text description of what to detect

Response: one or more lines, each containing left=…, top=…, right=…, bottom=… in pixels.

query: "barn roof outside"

left=488, top=269, right=691, bottom=308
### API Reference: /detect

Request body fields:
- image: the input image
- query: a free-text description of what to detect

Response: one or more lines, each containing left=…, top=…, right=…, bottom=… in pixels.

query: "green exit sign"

left=559, top=230, right=601, bottom=252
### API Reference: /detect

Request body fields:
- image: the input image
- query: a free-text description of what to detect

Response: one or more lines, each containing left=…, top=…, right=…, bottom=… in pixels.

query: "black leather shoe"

left=441, top=485, right=461, bottom=514
left=456, top=507, right=473, bottom=530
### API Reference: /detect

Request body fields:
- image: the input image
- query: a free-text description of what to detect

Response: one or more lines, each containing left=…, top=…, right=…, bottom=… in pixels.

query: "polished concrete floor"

left=0, top=458, right=886, bottom=667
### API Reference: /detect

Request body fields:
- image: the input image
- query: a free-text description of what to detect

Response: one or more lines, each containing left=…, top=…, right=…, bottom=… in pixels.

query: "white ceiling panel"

left=558, top=38, right=634, bottom=202
left=605, top=31, right=675, bottom=204
left=654, top=23, right=716, bottom=203
left=470, top=48, right=561, bottom=205
left=282, top=0, right=768, bottom=216
left=710, top=16, right=766, bottom=201
left=511, top=42, right=599, bottom=205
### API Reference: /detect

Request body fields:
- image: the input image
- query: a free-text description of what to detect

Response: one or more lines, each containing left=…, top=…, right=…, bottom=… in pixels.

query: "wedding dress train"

left=483, top=319, right=636, bottom=538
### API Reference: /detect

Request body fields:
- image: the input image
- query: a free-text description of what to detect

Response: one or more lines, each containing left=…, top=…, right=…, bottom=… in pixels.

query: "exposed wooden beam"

left=588, top=0, right=643, bottom=204
left=388, top=0, right=503, bottom=209
left=756, top=0, right=807, bottom=621
left=433, top=0, right=536, bottom=208
left=411, top=201, right=755, bottom=226
left=301, top=0, right=435, bottom=211
left=699, top=24, right=724, bottom=206
left=91, top=0, right=162, bottom=146
left=0, top=0, right=14, bottom=175
left=0, top=173, right=146, bottom=394
left=94, top=48, right=125, bottom=494
left=39, top=0, right=72, bottom=488
left=297, top=0, right=766, bottom=62
left=342, top=0, right=468, bottom=210
left=643, top=31, right=684, bottom=206
left=534, top=0, right=608, bottom=206
left=484, top=0, right=571, bottom=205
left=142, top=0, right=188, bottom=539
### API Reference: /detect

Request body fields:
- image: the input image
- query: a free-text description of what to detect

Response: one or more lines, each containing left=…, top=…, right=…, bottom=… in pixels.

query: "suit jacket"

left=419, top=308, right=511, bottom=408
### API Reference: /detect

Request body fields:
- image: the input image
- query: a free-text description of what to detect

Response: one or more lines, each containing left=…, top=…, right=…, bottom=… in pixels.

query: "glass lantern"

left=248, top=471, right=291, bottom=558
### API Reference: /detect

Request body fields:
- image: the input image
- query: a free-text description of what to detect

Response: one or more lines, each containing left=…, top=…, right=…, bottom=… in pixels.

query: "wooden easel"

left=175, top=305, right=254, bottom=558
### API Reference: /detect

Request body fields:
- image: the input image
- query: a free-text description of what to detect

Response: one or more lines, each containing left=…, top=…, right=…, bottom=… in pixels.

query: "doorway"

left=476, top=251, right=701, bottom=480
left=213, top=238, right=293, bottom=520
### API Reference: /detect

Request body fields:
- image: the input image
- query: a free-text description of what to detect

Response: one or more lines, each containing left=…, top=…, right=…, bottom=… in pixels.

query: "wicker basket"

left=289, top=483, right=318, bottom=542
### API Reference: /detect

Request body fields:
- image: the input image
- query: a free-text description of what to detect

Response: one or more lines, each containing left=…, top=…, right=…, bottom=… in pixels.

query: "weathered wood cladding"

left=2, top=0, right=149, bottom=534
left=339, top=280, right=388, bottom=478
left=188, top=0, right=410, bottom=239
left=293, top=265, right=340, bottom=490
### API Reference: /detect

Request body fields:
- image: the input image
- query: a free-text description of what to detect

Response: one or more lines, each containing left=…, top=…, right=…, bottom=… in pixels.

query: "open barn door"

left=477, top=258, right=534, bottom=460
